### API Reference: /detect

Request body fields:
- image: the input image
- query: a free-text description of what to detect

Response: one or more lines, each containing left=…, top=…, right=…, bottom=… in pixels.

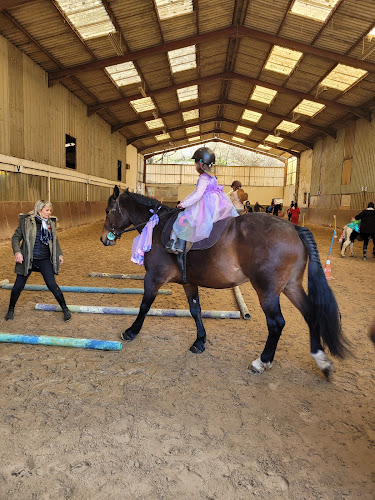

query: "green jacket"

left=11, top=214, right=63, bottom=276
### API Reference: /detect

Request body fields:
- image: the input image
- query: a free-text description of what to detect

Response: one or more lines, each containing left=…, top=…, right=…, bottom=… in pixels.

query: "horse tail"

left=294, top=226, right=348, bottom=358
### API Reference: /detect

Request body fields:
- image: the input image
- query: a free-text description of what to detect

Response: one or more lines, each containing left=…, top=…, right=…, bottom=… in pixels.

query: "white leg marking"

left=250, top=357, right=273, bottom=374
left=311, top=350, right=334, bottom=379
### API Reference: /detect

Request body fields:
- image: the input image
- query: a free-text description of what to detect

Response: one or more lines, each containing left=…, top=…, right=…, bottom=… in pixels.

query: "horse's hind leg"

left=183, top=284, right=206, bottom=354
left=251, top=294, right=285, bottom=374
left=283, top=284, right=334, bottom=379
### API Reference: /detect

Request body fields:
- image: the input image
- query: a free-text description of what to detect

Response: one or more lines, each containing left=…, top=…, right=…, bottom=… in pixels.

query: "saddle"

left=161, top=213, right=233, bottom=251
left=161, top=214, right=233, bottom=284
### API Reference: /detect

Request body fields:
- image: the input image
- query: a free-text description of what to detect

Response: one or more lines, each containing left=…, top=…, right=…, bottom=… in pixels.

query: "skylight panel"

left=177, top=85, right=198, bottom=103
left=145, top=118, right=165, bottom=130
left=265, top=45, right=303, bottom=76
left=182, top=109, right=199, bottom=122
left=154, top=0, right=193, bottom=20
left=155, top=133, right=171, bottom=141
left=265, top=134, right=283, bottom=144
left=320, top=64, right=367, bottom=92
left=290, top=0, right=340, bottom=23
left=186, top=125, right=200, bottom=135
left=236, top=125, right=252, bottom=136
left=368, top=27, right=375, bottom=37
left=188, top=136, right=200, bottom=142
left=56, top=0, right=116, bottom=40
left=130, top=97, right=156, bottom=113
left=250, top=86, right=277, bottom=105
left=105, top=61, right=141, bottom=88
left=232, top=137, right=245, bottom=143
left=168, top=45, right=196, bottom=73
left=276, top=121, right=300, bottom=133
left=293, top=99, right=325, bottom=117
left=258, top=145, right=272, bottom=150
left=242, top=110, right=262, bottom=123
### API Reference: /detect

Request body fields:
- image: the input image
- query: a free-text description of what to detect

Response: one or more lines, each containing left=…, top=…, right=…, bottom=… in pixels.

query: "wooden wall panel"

left=0, top=35, right=129, bottom=191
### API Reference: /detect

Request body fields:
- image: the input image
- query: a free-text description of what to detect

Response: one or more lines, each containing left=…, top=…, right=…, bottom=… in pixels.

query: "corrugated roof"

left=1, top=0, right=375, bottom=158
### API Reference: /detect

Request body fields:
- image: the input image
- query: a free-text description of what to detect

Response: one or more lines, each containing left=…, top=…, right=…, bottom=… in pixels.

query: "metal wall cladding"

left=1, top=36, right=127, bottom=186
left=145, top=164, right=284, bottom=187
left=0, top=171, right=47, bottom=202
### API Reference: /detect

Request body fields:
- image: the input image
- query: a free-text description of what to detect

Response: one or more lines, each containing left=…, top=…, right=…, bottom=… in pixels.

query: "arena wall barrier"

left=0, top=201, right=107, bottom=241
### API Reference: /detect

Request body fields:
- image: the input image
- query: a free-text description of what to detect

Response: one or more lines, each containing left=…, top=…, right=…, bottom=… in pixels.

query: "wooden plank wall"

left=0, top=35, right=128, bottom=185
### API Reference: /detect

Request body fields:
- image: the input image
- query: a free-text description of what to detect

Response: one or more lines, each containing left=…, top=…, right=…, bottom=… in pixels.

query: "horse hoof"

left=311, top=350, right=333, bottom=380
left=121, top=331, right=136, bottom=342
left=190, top=345, right=204, bottom=354
left=249, top=357, right=273, bottom=374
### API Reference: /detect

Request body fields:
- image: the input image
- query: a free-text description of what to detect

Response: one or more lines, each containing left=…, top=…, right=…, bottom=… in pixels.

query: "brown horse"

left=100, top=187, right=347, bottom=379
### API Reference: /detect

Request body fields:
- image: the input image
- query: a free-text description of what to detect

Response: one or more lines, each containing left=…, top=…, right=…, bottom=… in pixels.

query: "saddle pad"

left=161, top=214, right=233, bottom=251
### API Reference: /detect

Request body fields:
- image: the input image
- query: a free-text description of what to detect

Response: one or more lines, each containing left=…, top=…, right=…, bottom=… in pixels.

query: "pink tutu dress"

left=172, top=173, right=238, bottom=243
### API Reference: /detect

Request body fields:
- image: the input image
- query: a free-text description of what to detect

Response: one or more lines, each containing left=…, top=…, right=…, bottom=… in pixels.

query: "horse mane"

left=122, top=189, right=174, bottom=213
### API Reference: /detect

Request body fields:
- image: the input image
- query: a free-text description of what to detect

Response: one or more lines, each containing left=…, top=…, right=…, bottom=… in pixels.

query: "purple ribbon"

left=131, top=208, right=160, bottom=265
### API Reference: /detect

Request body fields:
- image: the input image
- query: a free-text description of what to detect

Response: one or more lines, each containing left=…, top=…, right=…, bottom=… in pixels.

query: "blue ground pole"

left=0, top=333, right=122, bottom=351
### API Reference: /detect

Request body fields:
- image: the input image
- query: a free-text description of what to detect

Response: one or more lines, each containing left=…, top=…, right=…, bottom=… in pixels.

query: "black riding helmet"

left=192, top=147, right=215, bottom=166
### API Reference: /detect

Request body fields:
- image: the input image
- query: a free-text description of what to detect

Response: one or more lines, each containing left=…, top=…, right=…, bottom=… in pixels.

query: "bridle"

left=105, top=198, right=180, bottom=241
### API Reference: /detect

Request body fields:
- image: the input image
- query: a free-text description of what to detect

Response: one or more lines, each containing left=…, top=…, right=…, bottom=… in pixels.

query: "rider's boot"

left=174, top=238, right=186, bottom=254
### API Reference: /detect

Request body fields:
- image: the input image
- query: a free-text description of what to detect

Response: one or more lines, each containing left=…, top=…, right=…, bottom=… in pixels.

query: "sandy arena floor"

left=0, top=219, right=374, bottom=499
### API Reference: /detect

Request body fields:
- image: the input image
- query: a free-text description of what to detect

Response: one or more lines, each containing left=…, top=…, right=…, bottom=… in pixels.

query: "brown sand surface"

left=0, top=220, right=374, bottom=499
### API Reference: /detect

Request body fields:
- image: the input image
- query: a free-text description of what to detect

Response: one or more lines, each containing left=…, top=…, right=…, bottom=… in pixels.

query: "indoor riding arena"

left=0, top=1, right=374, bottom=499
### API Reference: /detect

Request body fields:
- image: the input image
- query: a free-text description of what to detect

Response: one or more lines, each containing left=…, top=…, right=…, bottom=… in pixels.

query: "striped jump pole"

left=0, top=333, right=122, bottom=351
left=89, top=272, right=145, bottom=280
left=1, top=283, right=171, bottom=295
left=36, top=303, right=241, bottom=319
left=233, top=286, right=251, bottom=320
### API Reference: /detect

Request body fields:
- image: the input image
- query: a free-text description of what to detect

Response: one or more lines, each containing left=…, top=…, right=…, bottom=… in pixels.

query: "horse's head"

left=100, top=186, right=132, bottom=246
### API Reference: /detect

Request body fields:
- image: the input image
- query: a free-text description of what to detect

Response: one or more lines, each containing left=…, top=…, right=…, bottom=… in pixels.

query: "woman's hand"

left=177, top=203, right=183, bottom=209
left=15, top=253, right=24, bottom=264
left=59, top=256, right=64, bottom=265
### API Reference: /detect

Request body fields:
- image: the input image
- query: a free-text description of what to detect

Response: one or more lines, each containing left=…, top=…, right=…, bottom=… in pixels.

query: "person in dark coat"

left=254, top=202, right=264, bottom=212
left=287, top=201, right=295, bottom=221
left=5, top=200, right=71, bottom=322
left=355, top=201, right=375, bottom=260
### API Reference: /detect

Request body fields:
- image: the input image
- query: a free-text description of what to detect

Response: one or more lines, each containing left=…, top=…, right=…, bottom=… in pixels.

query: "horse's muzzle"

left=100, top=236, right=116, bottom=246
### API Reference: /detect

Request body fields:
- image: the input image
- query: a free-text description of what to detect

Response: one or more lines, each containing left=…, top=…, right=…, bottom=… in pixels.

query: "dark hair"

left=368, top=201, right=374, bottom=208
left=294, top=202, right=298, bottom=208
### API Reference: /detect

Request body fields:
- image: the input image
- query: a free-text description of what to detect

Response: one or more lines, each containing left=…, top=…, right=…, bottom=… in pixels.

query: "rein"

left=107, top=204, right=180, bottom=241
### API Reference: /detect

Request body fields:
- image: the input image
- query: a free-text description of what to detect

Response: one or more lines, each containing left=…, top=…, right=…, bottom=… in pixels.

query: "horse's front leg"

left=183, top=284, right=206, bottom=354
left=121, top=273, right=161, bottom=341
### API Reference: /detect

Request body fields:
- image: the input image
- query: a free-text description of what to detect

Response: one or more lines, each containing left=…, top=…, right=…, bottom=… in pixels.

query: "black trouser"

left=362, top=234, right=375, bottom=258
left=8, top=259, right=67, bottom=311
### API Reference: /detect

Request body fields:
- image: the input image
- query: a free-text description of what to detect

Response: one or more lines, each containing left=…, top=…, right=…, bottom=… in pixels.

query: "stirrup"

left=166, top=239, right=178, bottom=254
left=174, top=238, right=186, bottom=254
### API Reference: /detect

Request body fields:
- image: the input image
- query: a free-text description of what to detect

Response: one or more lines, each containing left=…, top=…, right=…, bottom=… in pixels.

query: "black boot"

left=5, top=308, right=14, bottom=321
left=53, top=286, right=72, bottom=322
left=174, top=238, right=186, bottom=254
left=166, top=239, right=177, bottom=253
left=4, top=288, right=22, bottom=321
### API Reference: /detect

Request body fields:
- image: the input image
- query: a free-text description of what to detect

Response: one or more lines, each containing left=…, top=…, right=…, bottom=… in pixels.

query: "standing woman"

left=5, top=200, right=71, bottom=322
left=290, top=202, right=300, bottom=225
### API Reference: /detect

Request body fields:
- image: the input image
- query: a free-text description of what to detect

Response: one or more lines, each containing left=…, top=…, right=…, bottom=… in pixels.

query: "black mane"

left=122, top=190, right=174, bottom=213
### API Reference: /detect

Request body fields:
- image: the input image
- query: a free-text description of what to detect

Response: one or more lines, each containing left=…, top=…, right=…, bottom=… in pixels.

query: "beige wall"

left=297, top=149, right=313, bottom=208
left=147, top=184, right=284, bottom=207
left=125, top=145, right=140, bottom=191
left=0, top=35, right=127, bottom=186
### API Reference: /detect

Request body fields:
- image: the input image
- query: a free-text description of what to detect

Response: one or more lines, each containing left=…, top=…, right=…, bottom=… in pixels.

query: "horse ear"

left=113, top=185, right=120, bottom=199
